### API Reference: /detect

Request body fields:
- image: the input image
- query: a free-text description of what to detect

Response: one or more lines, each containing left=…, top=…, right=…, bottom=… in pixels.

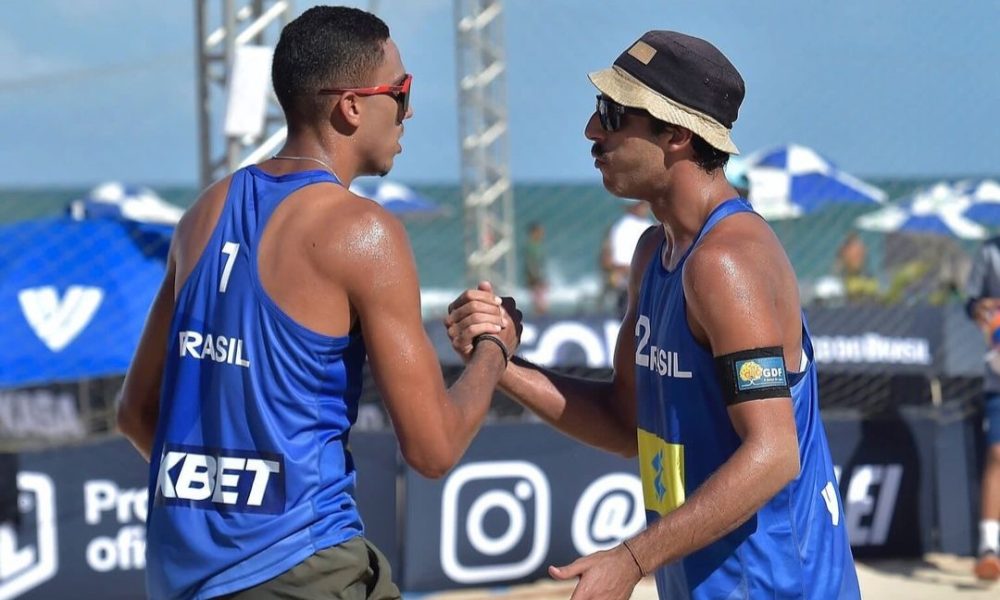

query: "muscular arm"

left=494, top=357, right=629, bottom=455
left=344, top=209, right=511, bottom=479
left=458, top=226, right=663, bottom=457
left=625, top=225, right=801, bottom=571
left=116, top=248, right=176, bottom=462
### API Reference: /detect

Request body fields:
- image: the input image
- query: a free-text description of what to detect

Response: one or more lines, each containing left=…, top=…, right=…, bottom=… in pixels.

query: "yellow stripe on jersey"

left=636, top=428, right=685, bottom=516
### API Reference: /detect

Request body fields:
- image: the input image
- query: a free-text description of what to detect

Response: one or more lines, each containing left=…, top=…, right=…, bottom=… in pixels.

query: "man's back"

left=119, top=6, right=517, bottom=599
left=147, top=166, right=369, bottom=600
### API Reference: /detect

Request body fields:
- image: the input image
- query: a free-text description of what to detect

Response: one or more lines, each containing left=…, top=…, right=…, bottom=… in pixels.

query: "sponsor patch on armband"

left=716, top=346, right=790, bottom=405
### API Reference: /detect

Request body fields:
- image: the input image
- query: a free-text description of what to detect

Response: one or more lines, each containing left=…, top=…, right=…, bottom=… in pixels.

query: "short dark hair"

left=271, top=6, right=390, bottom=124
left=649, top=119, right=730, bottom=172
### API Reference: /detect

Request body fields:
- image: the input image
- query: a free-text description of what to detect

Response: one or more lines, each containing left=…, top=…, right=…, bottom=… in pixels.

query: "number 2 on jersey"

left=220, top=242, right=240, bottom=293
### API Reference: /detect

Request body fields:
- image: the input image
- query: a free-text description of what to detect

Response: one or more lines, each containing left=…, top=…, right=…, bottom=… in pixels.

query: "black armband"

left=716, top=346, right=790, bottom=406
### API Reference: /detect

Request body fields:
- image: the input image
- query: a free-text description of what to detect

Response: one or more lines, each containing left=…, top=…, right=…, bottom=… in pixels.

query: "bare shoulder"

left=682, top=212, right=800, bottom=351
left=683, top=212, right=791, bottom=294
left=177, top=175, right=232, bottom=233
left=173, top=175, right=234, bottom=280
left=291, top=183, right=414, bottom=281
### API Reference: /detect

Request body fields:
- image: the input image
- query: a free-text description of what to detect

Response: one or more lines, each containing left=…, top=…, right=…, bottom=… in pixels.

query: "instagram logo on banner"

left=571, top=473, right=645, bottom=556
left=440, top=461, right=551, bottom=584
left=0, top=473, right=58, bottom=600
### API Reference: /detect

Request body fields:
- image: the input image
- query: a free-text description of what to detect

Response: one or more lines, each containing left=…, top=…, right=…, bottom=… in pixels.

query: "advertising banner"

left=400, top=425, right=642, bottom=591
left=0, top=413, right=980, bottom=596
left=423, top=304, right=984, bottom=377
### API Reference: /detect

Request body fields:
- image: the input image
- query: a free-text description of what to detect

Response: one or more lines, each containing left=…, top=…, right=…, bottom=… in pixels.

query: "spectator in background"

left=965, top=236, right=1000, bottom=581
left=600, top=200, right=653, bottom=316
left=524, top=222, right=549, bottom=315
left=882, top=233, right=971, bottom=306
left=834, top=231, right=880, bottom=303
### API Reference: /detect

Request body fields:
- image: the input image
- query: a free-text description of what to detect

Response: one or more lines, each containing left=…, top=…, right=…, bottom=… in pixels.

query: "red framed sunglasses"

left=319, top=73, right=412, bottom=123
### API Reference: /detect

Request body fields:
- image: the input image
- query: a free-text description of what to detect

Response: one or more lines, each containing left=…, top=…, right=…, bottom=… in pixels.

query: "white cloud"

left=0, top=32, right=76, bottom=81
left=48, top=0, right=154, bottom=19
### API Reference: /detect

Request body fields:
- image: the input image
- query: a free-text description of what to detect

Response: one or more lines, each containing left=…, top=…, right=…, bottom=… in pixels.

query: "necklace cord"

left=270, top=154, right=337, bottom=179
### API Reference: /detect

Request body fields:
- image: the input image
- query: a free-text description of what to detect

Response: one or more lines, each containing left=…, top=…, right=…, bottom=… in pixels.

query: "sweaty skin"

left=445, top=111, right=804, bottom=600
left=117, top=39, right=518, bottom=480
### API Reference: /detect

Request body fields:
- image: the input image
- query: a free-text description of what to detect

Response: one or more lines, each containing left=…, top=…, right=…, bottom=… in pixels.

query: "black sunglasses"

left=595, top=94, right=646, bottom=132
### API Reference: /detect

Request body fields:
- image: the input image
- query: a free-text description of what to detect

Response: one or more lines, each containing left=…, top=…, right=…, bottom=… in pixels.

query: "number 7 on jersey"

left=220, top=242, right=240, bottom=293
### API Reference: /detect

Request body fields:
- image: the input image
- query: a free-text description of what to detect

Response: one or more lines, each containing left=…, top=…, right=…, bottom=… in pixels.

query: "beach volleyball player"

left=116, top=6, right=517, bottom=599
left=446, top=31, right=861, bottom=599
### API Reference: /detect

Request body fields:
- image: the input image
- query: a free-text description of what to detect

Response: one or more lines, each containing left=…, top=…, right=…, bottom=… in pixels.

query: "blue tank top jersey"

left=145, top=166, right=367, bottom=600
left=634, top=198, right=860, bottom=599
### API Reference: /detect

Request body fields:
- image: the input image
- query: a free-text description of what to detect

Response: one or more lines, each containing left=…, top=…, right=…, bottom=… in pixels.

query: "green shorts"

left=215, top=536, right=401, bottom=600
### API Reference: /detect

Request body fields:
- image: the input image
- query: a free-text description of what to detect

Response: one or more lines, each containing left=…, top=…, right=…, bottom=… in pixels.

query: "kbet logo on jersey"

left=154, top=445, right=284, bottom=514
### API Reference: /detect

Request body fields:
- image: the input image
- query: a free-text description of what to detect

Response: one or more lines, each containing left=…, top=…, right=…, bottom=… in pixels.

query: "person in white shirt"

left=600, top=200, right=654, bottom=315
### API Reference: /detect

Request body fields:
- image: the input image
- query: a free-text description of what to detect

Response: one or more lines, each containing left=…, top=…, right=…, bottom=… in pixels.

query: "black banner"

left=423, top=304, right=985, bottom=377
left=824, top=408, right=937, bottom=558
left=0, top=411, right=984, bottom=597
left=400, top=425, right=640, bottom=591
left=0, top=435, right=400, bottom=600
left=398, top=416, right=955, bottom=591
left=1, top=438, right=148, bottom=600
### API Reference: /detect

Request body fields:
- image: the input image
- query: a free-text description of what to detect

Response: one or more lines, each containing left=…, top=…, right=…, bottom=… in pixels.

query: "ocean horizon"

left=1, top=176, right=988, bottom=317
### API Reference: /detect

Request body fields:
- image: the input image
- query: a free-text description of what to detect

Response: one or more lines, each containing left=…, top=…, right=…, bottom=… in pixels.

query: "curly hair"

left=271, top=6, right=390, bottom=125
left=649, top=119, right=730, bottom=172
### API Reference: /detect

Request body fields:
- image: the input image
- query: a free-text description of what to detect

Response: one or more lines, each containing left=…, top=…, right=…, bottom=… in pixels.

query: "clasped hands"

left=444, top=282, right=522, bottom=362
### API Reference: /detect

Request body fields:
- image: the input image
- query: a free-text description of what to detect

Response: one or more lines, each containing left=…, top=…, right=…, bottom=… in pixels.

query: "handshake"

left=443, top=281, right=523, bottom=365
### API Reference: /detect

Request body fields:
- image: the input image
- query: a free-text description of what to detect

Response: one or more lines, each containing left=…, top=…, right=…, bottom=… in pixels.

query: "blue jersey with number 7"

left=145, top=166, right=367, bottom=600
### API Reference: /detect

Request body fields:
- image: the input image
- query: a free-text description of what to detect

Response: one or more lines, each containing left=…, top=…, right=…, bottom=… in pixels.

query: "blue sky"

left=1, top=0, right=997, bottom=187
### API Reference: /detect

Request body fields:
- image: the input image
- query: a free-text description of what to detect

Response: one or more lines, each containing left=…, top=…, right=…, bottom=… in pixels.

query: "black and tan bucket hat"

left=589, top=31, right=745, bottom=154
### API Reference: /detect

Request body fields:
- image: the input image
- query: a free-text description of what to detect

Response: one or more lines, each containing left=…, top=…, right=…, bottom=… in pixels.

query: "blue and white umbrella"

left=68, top=181, right=183, bottom=225
left=954, top=179, right=1000, bottom=228
left=0, top=182, right=187, bottom=387
left=745, top=144, right=887, bottom=220
left=855, top=179, right=1000, bottom=240
left=349, top=180, right=442, bottom=216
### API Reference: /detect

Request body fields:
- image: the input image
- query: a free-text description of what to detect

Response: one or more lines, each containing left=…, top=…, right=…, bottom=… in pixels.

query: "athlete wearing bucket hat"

left=588, top=30, right=744, bottom=154
left=445, top=30, right=860, bottom=599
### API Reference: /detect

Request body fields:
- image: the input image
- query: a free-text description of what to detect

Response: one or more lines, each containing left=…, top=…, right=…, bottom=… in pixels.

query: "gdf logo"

left=19, top=286, right=103, bottom=352
left=0, top=472, right=58, bottom=600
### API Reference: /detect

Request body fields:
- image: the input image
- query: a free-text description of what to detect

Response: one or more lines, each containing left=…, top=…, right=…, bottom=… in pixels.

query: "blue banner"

left=0, top=218, right=169, bottom=388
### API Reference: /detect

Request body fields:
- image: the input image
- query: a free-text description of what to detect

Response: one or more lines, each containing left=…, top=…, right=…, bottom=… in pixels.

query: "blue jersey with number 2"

left=633, top=198, right=860, bottom=599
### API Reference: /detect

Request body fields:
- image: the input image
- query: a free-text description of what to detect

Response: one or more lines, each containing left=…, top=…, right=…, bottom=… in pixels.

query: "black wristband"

left=473, top=334, right=510, bottom=366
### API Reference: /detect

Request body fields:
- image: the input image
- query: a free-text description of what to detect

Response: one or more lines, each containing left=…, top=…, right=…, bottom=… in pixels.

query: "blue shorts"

left=986, top=393, right=1000, bottom=446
